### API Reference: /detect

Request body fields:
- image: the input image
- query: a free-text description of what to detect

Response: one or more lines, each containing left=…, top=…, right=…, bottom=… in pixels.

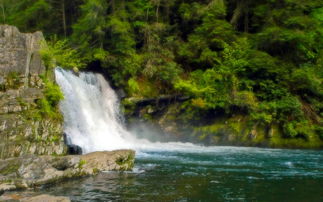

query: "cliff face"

left=0, top=25, right=44, bottom=80
left=0, top=25, right=66, bottom=159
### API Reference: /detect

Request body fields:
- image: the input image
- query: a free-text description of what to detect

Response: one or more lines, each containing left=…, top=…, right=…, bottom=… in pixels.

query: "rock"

left=116, top=89, right=126, bottom=99
left=0, top=183, right=16, bottom=192
left=80, top=150, right=135, bottom=173
left=0, top=150, right=135, bottom=192
left=0, top=25, right=66, bottom=159
left=0, top=192, right=70, bottom=202
left=63, top=133, right=82, bottom=155
left=123, top=95, right=190, bottom=107
left=66, top=144, right=82, bottom=155
left=0, top=25, right=45, bottom=79
left=0, top=114, right=67, bottom=159
left=20, top=194, right=70, bottom=202
left=72, top=67, right=79, bottom=74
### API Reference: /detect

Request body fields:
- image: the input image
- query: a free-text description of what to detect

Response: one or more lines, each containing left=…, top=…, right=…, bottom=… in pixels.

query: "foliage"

left=40, top=38, right=85, bottom=71
left=4, top=0, right=51, bottom=32
left=78, top=159, right=86, bottom=169
left=6, top=72, right=22, bottom=89
left=37, top=77, right=64, bottom=120
left=5, top=0, right=322, bottom=147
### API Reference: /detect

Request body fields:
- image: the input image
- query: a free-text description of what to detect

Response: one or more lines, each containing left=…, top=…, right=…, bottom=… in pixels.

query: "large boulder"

left=0, top=150, right=135, bottom=192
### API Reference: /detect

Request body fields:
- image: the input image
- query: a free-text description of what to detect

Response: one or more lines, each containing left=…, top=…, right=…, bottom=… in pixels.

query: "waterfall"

left=55, top=68, right=212, bottom=154
left=55, top=68, right=136, bottom=153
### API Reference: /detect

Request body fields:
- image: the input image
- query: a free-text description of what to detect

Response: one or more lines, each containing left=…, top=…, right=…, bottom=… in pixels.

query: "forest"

left=1, top=0, right=322, bottom=148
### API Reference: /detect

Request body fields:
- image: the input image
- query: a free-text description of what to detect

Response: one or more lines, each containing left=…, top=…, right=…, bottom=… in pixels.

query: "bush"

left=40, top=38, right=85, bottom=71
left=37, top=78, right=63, bottom=119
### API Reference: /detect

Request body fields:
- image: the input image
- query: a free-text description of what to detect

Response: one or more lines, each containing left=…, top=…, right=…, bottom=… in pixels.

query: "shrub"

left=40, top=38, right=85, bottom=71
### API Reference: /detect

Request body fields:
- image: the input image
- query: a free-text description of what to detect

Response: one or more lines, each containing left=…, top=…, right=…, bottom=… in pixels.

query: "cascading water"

left=55, top=68, right=137, bottom=153
left=55, top=68, right=233, bottom=153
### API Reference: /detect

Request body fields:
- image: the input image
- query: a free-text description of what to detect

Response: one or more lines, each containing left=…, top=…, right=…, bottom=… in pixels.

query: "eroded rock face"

left=0, top=25, right=45, bottom=78
left=0, top=150, right=135, bottom=192
left=0, top=25, right=66, bottom=159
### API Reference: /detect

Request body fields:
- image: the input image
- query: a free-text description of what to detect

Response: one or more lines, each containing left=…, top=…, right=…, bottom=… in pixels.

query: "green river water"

left=40, top=146, right=323, bottom=201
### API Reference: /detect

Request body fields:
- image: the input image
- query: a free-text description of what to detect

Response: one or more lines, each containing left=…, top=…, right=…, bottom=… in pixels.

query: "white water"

left=55, top=68, right=139, bottom=153
left=55, top=68, right=243, bottom=154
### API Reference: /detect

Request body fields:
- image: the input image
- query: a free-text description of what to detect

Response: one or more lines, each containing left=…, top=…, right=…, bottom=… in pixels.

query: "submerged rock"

left=21, top=194, right=70, bottom=202
left=0, top=150, right=135, bottom=192
left=0, top=193, right=70, bottom=202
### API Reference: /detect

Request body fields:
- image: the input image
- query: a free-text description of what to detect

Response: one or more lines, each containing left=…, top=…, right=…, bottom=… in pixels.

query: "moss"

left=121, top=98, right=137, bottom=116
left=143, top=113, right=152, bottom=121
left=78, top=159, right=86, bottom=169
left=0, top=83, right=5, bottom=91
left=32, top=75, right=64, bottom=121
left=116, top=153, right=135, bottom=171
left=49, top=134, right=61, bottom=143
left=193, top=115, right=249, bottom=144
left=0, top=160, right=21, bottom=175
left=250, top=125, right=268, bottom=146
left=135, top=78, right=160, bottom=98
left=270, top=133, right=323, bottom=149
left=0, top=179, right=13, bottom=184
left=92, top=168, right=99, bottom=174
left=6, top=72, right=22, bottom=89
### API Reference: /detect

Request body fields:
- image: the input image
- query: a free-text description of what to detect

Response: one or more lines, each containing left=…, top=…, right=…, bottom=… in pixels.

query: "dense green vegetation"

left=2, top=0, right=322, bottom=148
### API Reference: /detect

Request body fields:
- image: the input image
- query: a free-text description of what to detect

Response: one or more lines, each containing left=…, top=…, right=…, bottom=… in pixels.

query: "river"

left=52, top=68, right=323, bottom=201
left=40, top=146, right=322, bottom=201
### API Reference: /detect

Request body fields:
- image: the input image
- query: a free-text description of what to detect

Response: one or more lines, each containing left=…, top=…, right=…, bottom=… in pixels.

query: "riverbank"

left=0, top=150, right=135, bottom=196
left=9, top=146, right=323, bottom=201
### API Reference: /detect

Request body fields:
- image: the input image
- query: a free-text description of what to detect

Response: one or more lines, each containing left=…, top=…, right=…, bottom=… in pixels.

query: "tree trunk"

left=62, top=0, right=67, bottom=37
left=146, top=6, right=149, bottom=21
left=230, top=0, right=243, bottom=29
left=244, top=7, right=249, bottom=33
left=111, top=0, right=115, bottom=13
left=165, top=1, right=170, bottom=22
left=230, top=0, right=249, bottom=31
left=0, top=1, right=5, bottom=23
left=122, top=0, right=126, bottom=20
left=156, top=0, right=160, bottom=22
left=122, top=0, right=125, bottom=10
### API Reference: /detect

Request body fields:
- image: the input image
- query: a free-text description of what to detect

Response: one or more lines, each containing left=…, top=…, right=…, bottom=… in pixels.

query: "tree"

left=0, top=0, right=6, bottom=23
left=72, top=0, right=109, bottom=59
left=5, top=0, right=51, bottom=32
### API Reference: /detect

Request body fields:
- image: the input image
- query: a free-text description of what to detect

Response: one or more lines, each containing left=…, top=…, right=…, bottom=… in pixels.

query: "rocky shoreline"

left=0, top=150, right=135, bottom=201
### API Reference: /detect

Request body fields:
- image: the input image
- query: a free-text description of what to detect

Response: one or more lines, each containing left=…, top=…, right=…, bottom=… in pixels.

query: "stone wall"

left=0, top=25, right=66, bottom=159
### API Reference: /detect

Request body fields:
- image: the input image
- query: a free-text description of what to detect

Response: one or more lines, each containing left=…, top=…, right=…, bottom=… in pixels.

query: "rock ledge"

left=0, top=150, right=135, bottom=192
